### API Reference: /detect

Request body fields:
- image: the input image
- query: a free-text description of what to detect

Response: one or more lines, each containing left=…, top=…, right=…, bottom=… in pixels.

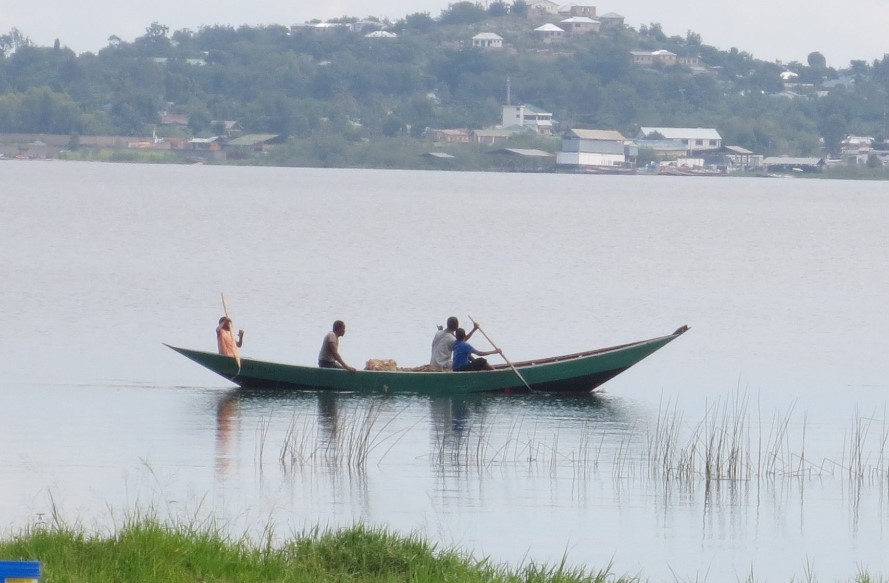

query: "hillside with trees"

left=2, top=2, right=889, bottom=169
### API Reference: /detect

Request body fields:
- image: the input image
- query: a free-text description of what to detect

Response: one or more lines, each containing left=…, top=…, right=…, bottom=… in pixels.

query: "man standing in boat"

left=318, top=320, right=356, bottom=373
left=452, top=327, right=500, bottom=371
left=216, top=316, right=244, bottom=357
left=430, top=316, right=478, bottom=370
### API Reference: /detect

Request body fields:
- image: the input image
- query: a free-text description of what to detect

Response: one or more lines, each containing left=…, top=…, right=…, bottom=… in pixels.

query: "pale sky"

left=2, top=0, right=887, bottom=68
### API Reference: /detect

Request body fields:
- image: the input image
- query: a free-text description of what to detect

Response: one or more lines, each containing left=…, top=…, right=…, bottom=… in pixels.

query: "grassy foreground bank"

left=0, top=518, right=619, bottom=583
left=1, top=518, right=885, bottom=583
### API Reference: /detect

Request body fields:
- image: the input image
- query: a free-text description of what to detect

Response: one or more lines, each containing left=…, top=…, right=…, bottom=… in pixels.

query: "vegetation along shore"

left=2, top=1, right=889, bottom=177
left=0, top=516, right=885, bottom=582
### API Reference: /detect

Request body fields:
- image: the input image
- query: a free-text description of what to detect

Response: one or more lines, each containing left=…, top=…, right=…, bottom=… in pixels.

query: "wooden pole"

left=467, top=315, right=534, bottom=393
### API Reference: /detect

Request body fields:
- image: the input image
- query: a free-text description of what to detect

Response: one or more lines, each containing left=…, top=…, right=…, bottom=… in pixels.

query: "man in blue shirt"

left=452, top=327, right=500, bottom=371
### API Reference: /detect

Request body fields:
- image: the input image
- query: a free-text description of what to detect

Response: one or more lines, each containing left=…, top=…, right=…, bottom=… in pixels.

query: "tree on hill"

left=487, top=1, right=510, bottom=17
left=396, top=12, right=436, bottom=33
left=807, top=51, right=827, bottom=70
left=439, top=2, right=488, bottom=25
left=0, top=28, right=30, bottom=57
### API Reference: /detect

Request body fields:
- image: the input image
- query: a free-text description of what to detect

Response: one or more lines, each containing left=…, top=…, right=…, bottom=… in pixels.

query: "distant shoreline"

left=3, top=132, right=888, bottom=180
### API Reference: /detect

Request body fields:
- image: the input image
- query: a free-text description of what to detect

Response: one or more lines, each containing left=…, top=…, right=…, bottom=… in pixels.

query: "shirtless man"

left=216, top=316, right=244, bottom=357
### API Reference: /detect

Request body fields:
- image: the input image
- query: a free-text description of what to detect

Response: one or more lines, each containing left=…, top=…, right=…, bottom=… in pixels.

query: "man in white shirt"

left=318, top=320, right=356, bottom=372
left=430, top=316, right=477, bottom=370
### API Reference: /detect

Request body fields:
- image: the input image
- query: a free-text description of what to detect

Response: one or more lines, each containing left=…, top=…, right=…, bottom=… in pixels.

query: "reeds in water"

left=258, top=392, right=889, bottom=489
left=260, top=398, right=409, bottom=473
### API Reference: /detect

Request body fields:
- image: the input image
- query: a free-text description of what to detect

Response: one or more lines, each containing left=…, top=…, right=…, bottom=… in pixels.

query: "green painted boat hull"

left=166, top=326, right=688, bottom=395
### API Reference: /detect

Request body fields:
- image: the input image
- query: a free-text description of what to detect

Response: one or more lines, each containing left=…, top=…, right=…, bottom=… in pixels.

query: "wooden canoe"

left=166, top=325, right=689, bottom=395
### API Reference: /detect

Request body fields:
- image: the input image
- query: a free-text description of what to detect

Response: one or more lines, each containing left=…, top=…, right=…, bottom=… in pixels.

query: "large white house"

left=556, top=129, right=631, bottom=169
left=637, top=127, right=722, bottom=152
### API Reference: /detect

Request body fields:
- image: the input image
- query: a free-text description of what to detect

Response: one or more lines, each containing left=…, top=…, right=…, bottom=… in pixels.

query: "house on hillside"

left=630, top=50, right=677, bottom=67
left=558, top=4, right=596, bottom=18
left=527, top=0, right=560, bottom=17
left=472, top=33, right=504, bottom=49
left=597, top=12, right=625, bottom=28
left=501, top=104, right=554, bottom=135
left=637, top=127, right=722, bottom=152
left=560, top=16, right=600, bottom=34
left=556, top=129, right=632, bottom=170
left=534, top=23, right=566, bottom=43
left=631, top=50, right=702, bottom=68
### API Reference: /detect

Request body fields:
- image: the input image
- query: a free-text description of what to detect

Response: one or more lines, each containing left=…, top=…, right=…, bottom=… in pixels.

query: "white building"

left=534, top=23, right=566, bottom=43
left=559, top=16, right=600, bottom=34
left=637, top=127, right=722, bottom=152
left=501, top=104, right=554, bottom=135
left=472, top=33, right=504, bottom=49
left=557, top=129, right=630, bottom=169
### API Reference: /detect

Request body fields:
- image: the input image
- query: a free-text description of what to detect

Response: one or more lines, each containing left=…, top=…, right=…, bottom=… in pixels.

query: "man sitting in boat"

left=452, top=327, right=500, bottom=372
left=216, top=317, right=243, bottom=357
left=430, top=316, right=478, bottom=370
left=318, top=320, right=357, bottom=373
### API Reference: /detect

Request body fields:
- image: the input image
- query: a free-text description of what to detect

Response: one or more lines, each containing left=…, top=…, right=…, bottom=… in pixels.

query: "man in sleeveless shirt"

left=318, top=320, right=356, bottom=372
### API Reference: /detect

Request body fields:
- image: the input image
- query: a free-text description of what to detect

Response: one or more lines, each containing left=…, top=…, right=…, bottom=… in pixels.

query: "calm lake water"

left=2, top=161, right=888, bottom=581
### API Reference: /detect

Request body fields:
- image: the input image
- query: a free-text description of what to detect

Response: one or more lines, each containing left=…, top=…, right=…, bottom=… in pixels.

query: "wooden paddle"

left=221, top=292, right=242, bottom=370
left=467, top=315, right=535, bottom=393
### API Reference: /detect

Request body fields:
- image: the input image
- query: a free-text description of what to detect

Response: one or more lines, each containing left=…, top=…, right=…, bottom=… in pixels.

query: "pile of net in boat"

left=364, top=359, right=450, bottom=372
left=364, top=358, right=398, bottom=371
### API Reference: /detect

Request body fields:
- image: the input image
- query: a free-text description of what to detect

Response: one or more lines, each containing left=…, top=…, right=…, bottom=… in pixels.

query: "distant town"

left=2, top=1, right=888, bottom=177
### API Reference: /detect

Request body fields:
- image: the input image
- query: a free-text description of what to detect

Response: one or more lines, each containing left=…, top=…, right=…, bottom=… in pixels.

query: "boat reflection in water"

left=210, top=388, right=638, bottom=487
left=215, top=389, right=240, bottom=477
left=429, top=392, right=630, bottom=469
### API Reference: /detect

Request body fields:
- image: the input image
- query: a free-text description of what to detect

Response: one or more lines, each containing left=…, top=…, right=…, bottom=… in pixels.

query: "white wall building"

left=472, top=33, right=504, bottom=49
left=637, top=127, right=722, bottom=152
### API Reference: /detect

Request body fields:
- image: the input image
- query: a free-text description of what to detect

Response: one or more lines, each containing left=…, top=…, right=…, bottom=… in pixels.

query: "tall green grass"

left=0, top=517, right=628, bottom=583
left=1, top=516, right=885, bottom=582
